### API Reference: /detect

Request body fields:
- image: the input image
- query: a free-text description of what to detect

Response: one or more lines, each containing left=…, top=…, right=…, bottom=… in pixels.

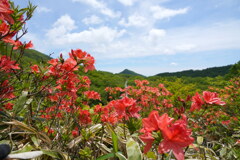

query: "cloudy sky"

left=17, top=0, right=240, bottom=76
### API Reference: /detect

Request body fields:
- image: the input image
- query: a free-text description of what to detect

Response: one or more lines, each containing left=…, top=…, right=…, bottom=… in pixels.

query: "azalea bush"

left=0, top=0, right=240, bottom=160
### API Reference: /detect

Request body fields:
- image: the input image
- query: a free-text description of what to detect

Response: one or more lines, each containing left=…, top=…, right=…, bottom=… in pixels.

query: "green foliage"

left=226, top=61, right=240, bottom=79
left=118, top=69, right=145, bottom=77
left=155, top=65, right=233, bottom=77
left=126, top=138, right=142, bottom=160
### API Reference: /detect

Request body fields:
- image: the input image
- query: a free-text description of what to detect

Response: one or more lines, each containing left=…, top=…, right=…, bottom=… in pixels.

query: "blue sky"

left=16, top=0, right=240, bottom=76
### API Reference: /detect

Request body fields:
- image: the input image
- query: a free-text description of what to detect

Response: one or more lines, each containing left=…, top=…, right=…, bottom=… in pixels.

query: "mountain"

left=0, top=48, right=51, bottom=64
left=23, top=49, right=52, bottom=62
left=118, top=69, right=145, bottom=77
left=155, top=65, right=233, bottom=77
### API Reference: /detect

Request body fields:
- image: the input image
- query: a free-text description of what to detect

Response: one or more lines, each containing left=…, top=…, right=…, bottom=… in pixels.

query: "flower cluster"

left=140, top=111, right=194, bottom=160
left=190, top=91, right=226, bottom=111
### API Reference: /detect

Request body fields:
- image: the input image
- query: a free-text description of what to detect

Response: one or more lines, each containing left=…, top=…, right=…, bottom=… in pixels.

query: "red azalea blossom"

left=135, top=80, right=149, bottom=87
left=190, top=92, right=204, bottom=112
left=79, top=110, right=92, bottom=125
left=100, top=104, right=118, bottom=124
left=72, top=130, right=78, bottom=137
left=0, top=0, right=14, bottom=24
left=141, top=111, right=162, bottom=133
left=158, top=114, right=194, bottom=160
left=69, top=49, right=95, bottom=72
left=72, top=127, right=79, bottom=137
left=202, top=91, right=226, bottom=105
left=24, top=41, right=34, bottom=49
left=140, top=111, right=194, bottom=160
left=30, top=64, right=40, bottom=73
left=84, top=91, right=101, bottom=100
left=113, top=97, right=141, bottom=120
left=139, top=132, right=155, bottom=153
left=3, top=102, right=13, bottom=110
left=4, top=39, right=33, bottom=50
left=0, top=80, right=15, bottom=99
left=0, top=55, right=20, bottom=72
left=221, top=120, right=231, bottom=125
left=0, top=21, right=9, bottom=36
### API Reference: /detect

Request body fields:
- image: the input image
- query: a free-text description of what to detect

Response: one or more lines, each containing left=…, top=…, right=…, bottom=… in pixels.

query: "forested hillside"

left=155, top=65, right=232, bottom=77
left=118, top=69, right=145, bottom=77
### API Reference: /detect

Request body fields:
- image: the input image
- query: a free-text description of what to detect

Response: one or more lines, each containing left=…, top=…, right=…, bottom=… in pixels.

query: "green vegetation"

left=155, top=65, right=232, bottom=77
left=118, top=69, right=145, bottom=77
left=227, top=61, right=240, bottom=78
left=23, top=49, right=51, bottom=62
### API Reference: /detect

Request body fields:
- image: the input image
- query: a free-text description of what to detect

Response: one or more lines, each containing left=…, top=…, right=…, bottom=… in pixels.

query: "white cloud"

left=150, top=6, right=189, bottom=20
left=92, top=20, right=240, bottom=59
left=119, top=14, right=146, bottom=27
left=82, top=15, right=103, bottom=25
left=36, top=6, right=51, bottom=13
left=46, top=14, right=76, bottom=39
left=170, top=62, right=178, bottom=66
left=32, top=14, right=240, bottom=62
left=45, top=15, right=126, bottom=52
left=117, top=0, right=137, bottom=6
left=72, top=0, right=121, bottom=18
left=147, top=28, right=166, bottom=41
left=64, top=27, right=126, bottom=44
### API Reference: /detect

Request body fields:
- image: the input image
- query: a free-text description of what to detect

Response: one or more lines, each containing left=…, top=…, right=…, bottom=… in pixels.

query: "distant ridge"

left=155, top=65, right=232, bottom=77
left=118, top=69, right=145, bottom=77
left=24, top=49, right=52, bottom=62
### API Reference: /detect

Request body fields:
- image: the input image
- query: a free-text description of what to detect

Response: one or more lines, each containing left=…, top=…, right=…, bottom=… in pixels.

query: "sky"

left=16, top=0, right=240, bottom=76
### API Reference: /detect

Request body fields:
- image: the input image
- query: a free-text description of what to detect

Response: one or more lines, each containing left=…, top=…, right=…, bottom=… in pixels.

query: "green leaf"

left=126, top=138, right=142, bottom=160
left=146, top=151, right=157, bottom=159
left=42, top=150, right=61, bottom=159
left=96, top=153, right=115, bottom=160
left=13, top=91, right=28, bottom=115
left=116, top=152, right=127, bottom=160
left=107, top=124, right=118, bottom=153
left=112, top=131, right=118, bottom=153
left=11, top=144, right=34, bottom=154
left=220, top=147, right=227, bottom=157
left=31, top=135, right=40, bottom=148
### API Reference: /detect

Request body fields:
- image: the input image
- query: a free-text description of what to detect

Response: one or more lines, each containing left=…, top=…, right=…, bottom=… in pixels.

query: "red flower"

left=139, top=132, right=155, bottom=153
left=135, top=80, right=149, bottom=87
left=25, top=41, right=34, bottom=49
left=0, top=55, right=20, bottom=72
left=30, top=64, right=40, bottom=73
left=221, top=120, right=230, bottom=125
left=72, top=127, right=79, bottom=137
left=0, top=0, right=14, bottom=24
left=0, top=80, right=15, bottom=99
left=141, top=111, right=162, bottom=133
left=79, top=110, right=92, bottom=125
left=140, top=111, right=194, bottom=160
left=202, top=91, right=225, bottom=105
left=84, top=91, right=101, bottom=100
left=190, top=92, right=204, bottom=112
left=100, top=104, right=118, bottom=124
left=69, top=49, right=95, bottom=72
left=158, top=115, right=194, bottom=160
left=0, top=21, right=9, bottom=36
left=113, top=97, right=141, bottom=120
left=72, top=130, right=78, bottom=137
left=3, top=102, right=13, bottom=110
